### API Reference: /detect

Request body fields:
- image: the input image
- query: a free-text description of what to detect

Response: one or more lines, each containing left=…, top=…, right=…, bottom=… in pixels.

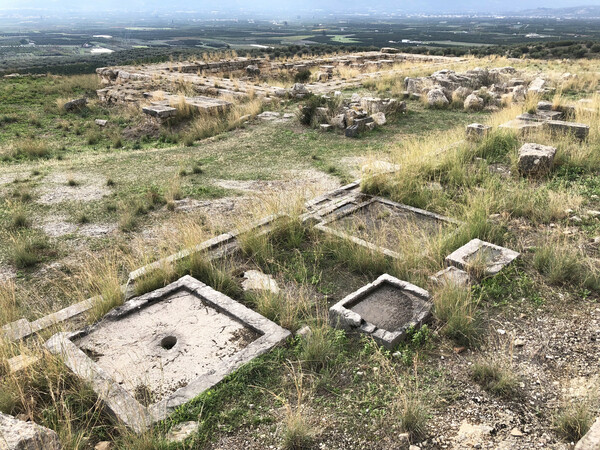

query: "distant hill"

left=510, top=5, right=600, bottom=17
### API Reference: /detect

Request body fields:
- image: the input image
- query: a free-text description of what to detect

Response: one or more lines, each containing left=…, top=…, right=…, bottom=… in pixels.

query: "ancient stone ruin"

left=445, top=239, right=520, bottom=276
left=46, top=276, right=290, bottom=431
left=404, top=66, right=525, bottom=110
left=329, top=274, right=433, bottom=349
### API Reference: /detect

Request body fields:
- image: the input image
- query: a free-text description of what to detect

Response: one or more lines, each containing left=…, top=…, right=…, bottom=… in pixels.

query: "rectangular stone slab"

left=329, top=274, right=432, bottom=349
left=46, top=275, right=290, bottom=431
left=445, top=239, right=520, bottom=276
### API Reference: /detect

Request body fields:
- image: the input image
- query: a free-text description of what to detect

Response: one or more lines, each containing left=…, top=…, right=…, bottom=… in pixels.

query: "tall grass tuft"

left=432, top=283, right=479, bottom=346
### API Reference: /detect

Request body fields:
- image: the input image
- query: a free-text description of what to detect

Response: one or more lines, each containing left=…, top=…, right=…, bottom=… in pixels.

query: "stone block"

left=330, top=114, right=346, bottom=129
left=537, top=101, right=553, bottom=110
left=64, top=98, right=87, bottom=111
left=498, top=119, right=544, bottom=136
left=546, top=120, right=589, bottom=141
left=466, top=123, right=491, bottom=140
left=517, top=143, right=557, bottom=176
left=142, top=105, right=176, bottom=119
left=345, top=124, right=360, bottom=138
left=0, top=412, right=61, bottom=449
left=427, top=88, right=449, bottom=107
left=445, top=239, right=520, bottom=276
left=464, top=94, right=484, bottom=111
left=528, top=77, right=547, bottom=93
left=371, top=112, right=386, bottom=126
left=576, top=417, right=600, bottom=450
left=329, top=274, right=432, bottom=349
left=430, top=266, right=471, bottom=287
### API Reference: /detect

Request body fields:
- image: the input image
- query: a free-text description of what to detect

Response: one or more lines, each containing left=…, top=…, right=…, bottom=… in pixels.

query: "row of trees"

left=1, top=41, right=598, bottom=76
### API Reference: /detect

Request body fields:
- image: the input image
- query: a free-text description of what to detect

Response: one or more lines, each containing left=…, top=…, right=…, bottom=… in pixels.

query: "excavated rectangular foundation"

left=46, top=276, right=290, bottom=432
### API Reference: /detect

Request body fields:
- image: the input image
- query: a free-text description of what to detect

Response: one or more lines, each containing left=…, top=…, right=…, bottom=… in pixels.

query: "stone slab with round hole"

left=46, top=275, right=290, bottom=432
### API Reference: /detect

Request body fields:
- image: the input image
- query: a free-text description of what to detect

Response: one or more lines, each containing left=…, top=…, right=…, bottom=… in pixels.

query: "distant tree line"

left=0, top=41, right=598, bottom=76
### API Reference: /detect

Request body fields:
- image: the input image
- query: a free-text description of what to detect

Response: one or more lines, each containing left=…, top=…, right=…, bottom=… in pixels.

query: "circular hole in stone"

left=160, top=335, right=177, bottom=350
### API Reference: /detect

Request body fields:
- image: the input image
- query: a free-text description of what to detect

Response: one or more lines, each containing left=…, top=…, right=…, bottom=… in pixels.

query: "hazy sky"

left=2, top=0, right=600, bottom=14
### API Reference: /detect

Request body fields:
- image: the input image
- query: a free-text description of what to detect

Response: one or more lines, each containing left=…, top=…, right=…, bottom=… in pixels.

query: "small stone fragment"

left=166, top=421, right=198, bottom=443
left=510, top=428, right=524, bottom=437
left=242, top=270, right=280, bottom=294
left=0, top=412, right=62, bottom=449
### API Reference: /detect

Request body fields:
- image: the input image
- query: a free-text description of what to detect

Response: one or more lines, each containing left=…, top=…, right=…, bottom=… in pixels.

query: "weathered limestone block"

left=242, top=270, right=280, bottom=295
left=431, top=266, right=471, bottom=287
left=427, top=88, right=449, bottom=108
left=64, top=98, right=87, bottom=111
left=345, top=124, right=360, bottom=138
left=245, top=65, right=260, bottom=76
left=0, top=413, right=62, bottom=449
left=537, top=101, right=553, bottom=111
left=546, top=120, right=589, bottom=141
left=517, top=143, right=557, bottom=176
left=528, top=77, right=547, bottom=93
left=498, top=119, right=544, bottom=136
left=576, top=417, right=600, bottom=450
left=511, top=85, right=527, bottom=102
left=330, top=114, right=346, bottom=129
left=329, top=274, right=432, bottom=349
left=290, top=83, right=309, bottom=98
left=466, top=123, right=491, bottom=140
left=371, top=112, right=386, bottom=126
left=453, top=86, right=472, bottom=101
left=142, top=105, right=176, bottom=119
left=464, top=93, right=484, bottom=111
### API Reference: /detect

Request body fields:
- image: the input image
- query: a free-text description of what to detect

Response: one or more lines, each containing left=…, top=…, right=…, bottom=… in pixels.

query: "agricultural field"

left=2, top=16, right=600, bottom=75
left=0, top=49, right=599, bottom=450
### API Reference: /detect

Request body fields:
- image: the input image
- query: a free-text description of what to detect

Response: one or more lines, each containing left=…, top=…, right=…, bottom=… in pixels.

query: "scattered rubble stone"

left=290, top=83, right=309, bottom=98
left=242, top=270, right=280, bottom=294
left=464, top=93, right=484, bottom=111
left=295, top=325, right=312, bottom=339
left=0, top=412, right=62, bottom=450
left=345, top=124, right=360, bottom=138
left=528, top=77, right=548, bottom=93
left=427, top=88, right=449, bottom=107
left=371, top=112, right=386, bottom=126
left=245, top=65, right=260, bottom=76
left=94, top=119, right=107, bottom=127
left=431, top=266, right=471, bottom=287
left=64, top=98, right=87, bottom=111
left=453, top=86, right=472, bottom=101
